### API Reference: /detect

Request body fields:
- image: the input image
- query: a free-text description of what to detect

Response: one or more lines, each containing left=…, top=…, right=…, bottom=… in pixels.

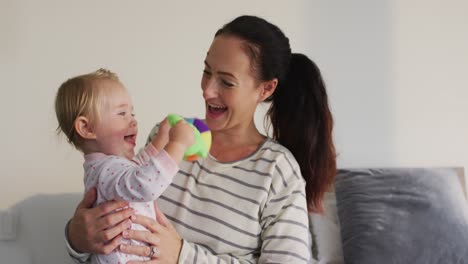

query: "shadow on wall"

left=305, top=1, right=395, bottom=168
left=0, top=193, right=82, bottom=264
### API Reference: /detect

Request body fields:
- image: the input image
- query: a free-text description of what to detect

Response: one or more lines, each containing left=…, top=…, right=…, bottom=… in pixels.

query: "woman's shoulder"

left=258, top=139, right=301, bottom=171
left=259, top=139, right=297, bottom=161
left=259, top=139, right=305, bottom=188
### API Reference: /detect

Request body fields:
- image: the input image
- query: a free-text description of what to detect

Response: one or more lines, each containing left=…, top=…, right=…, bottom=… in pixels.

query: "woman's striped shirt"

left=157, top=133, right=311, bottom=263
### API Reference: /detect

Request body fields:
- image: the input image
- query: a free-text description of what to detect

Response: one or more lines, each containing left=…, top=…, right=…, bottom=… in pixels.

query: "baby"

left=55, top=68, right=194, bottom=263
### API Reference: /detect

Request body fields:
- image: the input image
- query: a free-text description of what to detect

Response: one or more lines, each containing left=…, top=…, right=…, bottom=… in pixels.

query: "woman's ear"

left=258, top=78, right=278, bottom=102
left=74, top=116, right=96, bottom=139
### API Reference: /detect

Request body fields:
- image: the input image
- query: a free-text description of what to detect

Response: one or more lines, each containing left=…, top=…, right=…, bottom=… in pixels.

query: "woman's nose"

left=202, top=80, right=217, bottom=99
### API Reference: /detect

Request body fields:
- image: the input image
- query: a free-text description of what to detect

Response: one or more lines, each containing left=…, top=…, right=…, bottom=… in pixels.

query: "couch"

left=1, top=168, right=467, bottom=264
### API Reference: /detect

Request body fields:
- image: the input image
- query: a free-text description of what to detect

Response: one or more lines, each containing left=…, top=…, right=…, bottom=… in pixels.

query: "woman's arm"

left=120, top=203, right=255, bottom=264
left=258, top=155, right=312, bottom=263
left=66, top=188, right=135, bottom=262
left=118, top=194, right=311, bottom=263
left=121, top=190, right=311, bottom=264
left=259, top=179, right=312, bottom=263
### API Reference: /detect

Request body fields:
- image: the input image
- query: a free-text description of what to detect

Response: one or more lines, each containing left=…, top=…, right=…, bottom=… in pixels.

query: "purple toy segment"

left=193, top=119, right=209, bottom=133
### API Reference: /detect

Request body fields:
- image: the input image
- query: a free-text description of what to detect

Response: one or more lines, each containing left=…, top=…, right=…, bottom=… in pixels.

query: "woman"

left=66, top=15, right=336, bottom=263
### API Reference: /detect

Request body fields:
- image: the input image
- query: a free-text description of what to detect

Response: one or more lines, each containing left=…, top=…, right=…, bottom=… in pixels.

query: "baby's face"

left=93, top=80, right=137, bottom=160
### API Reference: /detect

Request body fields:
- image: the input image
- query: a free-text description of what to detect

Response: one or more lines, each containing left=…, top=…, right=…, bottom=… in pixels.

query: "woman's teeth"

left=208, top=104, right=227, bottom=113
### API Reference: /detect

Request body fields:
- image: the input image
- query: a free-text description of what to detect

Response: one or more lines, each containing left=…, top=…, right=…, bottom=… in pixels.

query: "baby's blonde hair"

left=55, top=68, right=119, bottom=151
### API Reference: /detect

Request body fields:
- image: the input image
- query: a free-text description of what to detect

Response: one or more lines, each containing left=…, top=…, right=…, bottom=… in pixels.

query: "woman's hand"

left=120, top=203, right=182, bottom=264
left=67, top=187, right=135, bottom=254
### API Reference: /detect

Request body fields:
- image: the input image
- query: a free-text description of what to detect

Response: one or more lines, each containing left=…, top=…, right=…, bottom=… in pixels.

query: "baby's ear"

left=74, top=116, right=96, bottom=139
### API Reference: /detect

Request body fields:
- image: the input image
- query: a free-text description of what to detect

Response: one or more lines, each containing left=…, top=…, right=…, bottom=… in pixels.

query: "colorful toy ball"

left=167, top=113, right=211, bottom=161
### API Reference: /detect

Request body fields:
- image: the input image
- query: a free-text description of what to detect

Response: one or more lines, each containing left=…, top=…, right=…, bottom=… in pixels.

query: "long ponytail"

left=267, top=53, right=336, bottom=212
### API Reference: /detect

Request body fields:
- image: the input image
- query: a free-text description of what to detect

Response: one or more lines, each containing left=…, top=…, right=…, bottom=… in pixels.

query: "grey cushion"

left=335, top=168, right=468, bottom=264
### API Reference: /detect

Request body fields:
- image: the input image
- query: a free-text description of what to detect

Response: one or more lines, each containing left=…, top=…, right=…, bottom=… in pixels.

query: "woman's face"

left=201, top=35, right=264, bottom=133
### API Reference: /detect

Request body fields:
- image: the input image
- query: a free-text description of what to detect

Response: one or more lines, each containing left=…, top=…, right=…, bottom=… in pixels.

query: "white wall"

left=1, top=0, right=467, bottom=209
left=393, top=1, right=468, bottom=174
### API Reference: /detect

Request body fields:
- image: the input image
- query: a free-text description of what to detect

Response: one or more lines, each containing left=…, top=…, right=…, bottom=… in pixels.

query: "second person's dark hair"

left=216, top=15, right=336, bottom=212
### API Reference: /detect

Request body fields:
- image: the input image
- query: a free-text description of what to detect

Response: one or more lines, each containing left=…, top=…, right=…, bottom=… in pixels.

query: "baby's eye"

left=131, top=113, right=136, bottom=117
left=118, top=111, right=126, bottom=116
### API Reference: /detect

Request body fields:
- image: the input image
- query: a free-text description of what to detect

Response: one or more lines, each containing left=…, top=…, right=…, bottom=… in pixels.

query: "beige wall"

left=1, top=0, right=467, bottom=208
left=393, top=1, right=468, bottom=182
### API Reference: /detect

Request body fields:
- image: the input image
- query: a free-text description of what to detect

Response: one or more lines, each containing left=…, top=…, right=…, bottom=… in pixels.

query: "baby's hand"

left=169, top=121, right=195, bottom=149
left=163, top=120, right=195, bottom=163
left=151, top=118, right=170, bottom=151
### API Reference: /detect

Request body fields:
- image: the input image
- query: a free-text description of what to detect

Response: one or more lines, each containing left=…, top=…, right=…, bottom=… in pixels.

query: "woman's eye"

left=203, top=70, right=211, bottom=76
left=221, top=80, right=234, bottom=87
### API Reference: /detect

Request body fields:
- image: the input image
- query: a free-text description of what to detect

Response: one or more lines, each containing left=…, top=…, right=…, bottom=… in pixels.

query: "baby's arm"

left=101, top=120, right=194, bottom=202
left=132, top=118, right=169, bottom=165
left=100, top=149, right=179, bottom=202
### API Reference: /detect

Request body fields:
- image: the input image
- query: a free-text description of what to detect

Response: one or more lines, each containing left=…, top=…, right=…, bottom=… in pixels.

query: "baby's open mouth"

left=124, top=134, right=136, bottom=144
